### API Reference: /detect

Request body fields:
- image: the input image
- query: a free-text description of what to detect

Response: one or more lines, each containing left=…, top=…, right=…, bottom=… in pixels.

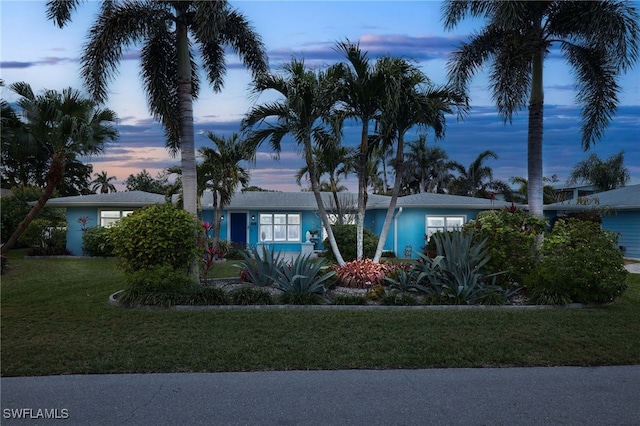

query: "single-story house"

left=43, top=190, right=518, bottom=258
left=544, top=184, right=640, bottom=260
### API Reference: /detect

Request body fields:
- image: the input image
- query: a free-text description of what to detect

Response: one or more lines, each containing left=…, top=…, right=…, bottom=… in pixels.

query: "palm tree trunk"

left=1, top=153, right=65, bottom=255
left=373, top=135, right=405, bottom=262
left=306, top=142, right=345, bottom=265
left=176, top=13, right=197, bottom=218
left=356, top=123, right=369, bottom=260
left=528, top=48, right=545, bottom=249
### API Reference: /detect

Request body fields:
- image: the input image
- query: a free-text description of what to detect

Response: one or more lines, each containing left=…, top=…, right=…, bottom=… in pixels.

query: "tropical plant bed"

left=108, top=279, right=597, bottom=309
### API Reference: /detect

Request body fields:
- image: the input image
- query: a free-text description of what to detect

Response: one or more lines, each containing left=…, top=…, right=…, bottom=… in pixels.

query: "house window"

left=425, top=216, right=465, bottom=240
left=259, top=213, right=300, bottom=242
left=99, top=210, right=134, bottom=227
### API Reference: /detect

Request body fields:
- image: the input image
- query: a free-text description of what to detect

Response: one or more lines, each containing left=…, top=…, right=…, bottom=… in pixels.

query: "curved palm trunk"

left=1, top=153, right=65, bottom=255
left=306, top=142, right=345, bottom=265
left=373, top=135, right=404, bottom=262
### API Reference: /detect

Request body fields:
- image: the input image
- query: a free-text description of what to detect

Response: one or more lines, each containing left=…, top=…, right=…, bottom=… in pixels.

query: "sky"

left=1, top=0, right=639, bottom=193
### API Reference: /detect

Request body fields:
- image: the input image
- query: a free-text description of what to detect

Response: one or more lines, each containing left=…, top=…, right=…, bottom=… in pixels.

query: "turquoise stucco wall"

left=602, top=211, right=640, bottom=260
left=66, top=207, right=101, bottom=255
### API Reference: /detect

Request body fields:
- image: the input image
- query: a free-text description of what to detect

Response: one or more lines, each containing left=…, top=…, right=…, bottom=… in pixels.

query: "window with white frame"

left=425, top=216, right=465, bottom=240
left=259, top=213, right=300, bottom=242
left=100, top=210, right=134, bottom=227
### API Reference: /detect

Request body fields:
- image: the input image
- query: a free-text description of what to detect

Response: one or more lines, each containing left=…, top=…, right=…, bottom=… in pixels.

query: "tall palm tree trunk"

left=176, top=13, right=197, bottom=218
left=1, top=153, right=65, bottom=255
left=306, top=142, right=346, bottom=265
left=373, top=136, right=405, bottom=262
left=527, top=50, right=545, bottom=219
left=356, top=123, right=369, bottom=260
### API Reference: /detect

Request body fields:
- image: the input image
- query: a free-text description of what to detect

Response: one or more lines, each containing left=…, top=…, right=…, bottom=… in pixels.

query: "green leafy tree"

left=243, top=59, right=347, bottom=265
left=567, top=152, right=630, bottom=192
left=1, top=83, right=117, bottom=255
left=46, top=0, right=268, bottom=219
left=91, top=170, right=117, bottom=193
left=199, top=132, right=254, bottom=249
left=403, top=135, right=461, bottom=194
left=447, top=150, right=508, bottom=198
left=124, top=169, right=169, bottom=194
left=442, top=0, right=639, bottom=222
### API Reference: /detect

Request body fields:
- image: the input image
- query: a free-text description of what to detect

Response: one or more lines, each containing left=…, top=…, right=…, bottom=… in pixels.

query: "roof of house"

left=544, top=184, right=640, bottom=211
left=389, top=192, right=519, bottom=210
left=42, top=191, right=168, bottom=207
left=217, top=191, right=391, bottom=210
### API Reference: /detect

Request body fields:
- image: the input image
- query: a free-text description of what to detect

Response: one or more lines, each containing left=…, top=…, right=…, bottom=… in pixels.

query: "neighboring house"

left=545, top=184, right=640, bottom=260
left=549, top=182, right=598, bottom=202
left=44, top=190, right=518, bottom=257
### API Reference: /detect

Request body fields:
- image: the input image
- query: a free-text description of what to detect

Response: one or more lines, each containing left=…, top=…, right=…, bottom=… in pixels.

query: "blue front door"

left=230, top=213, right=247, bottom=246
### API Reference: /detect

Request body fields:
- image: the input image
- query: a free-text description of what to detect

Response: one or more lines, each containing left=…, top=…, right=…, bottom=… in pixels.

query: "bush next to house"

left=322, top=224, right=379, bottom=263
left=82, top=226, right=115, bottom=257
left=465, top=206, right=546, bottom=286
left=109, top=204, right=201, bottom=306
left=18, top=218, right=69, bottom=256
left=524, top=218, right=628, bottom=305
left=109, top=203, right=201, bottom=273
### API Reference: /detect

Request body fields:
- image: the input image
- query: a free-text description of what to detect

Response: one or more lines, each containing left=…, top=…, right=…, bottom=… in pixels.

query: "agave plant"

left=271, top=254, right=334, bottom=296
left=236, top=246, right=285, bottom=287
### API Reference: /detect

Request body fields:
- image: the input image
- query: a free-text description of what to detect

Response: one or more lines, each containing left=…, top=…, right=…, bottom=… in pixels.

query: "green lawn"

left=2, top=252, right=639, bottom=376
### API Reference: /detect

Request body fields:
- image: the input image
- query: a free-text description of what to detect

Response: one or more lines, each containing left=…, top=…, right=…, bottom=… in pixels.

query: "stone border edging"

left=108, top=290, right=594, bottom=311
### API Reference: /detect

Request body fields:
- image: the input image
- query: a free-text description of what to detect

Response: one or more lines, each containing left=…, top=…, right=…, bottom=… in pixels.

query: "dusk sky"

left=1, top=1, right=639, bottom=192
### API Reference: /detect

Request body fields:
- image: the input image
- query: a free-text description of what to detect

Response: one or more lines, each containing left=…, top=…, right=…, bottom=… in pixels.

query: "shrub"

left=322, top=224, right=379, bottom=262
left=18, top=218, right=69, bottom=256
left=229, top=286, right=274, bottom=305
left=331, top=294, right=368, bottom=305
left=366, top=284, right=386, bottom=301
left=465, top=207, right=546, bottom=285
left=236, top=246, right=285, bottom=287
left=82, top=226, right=115, bottom=257
left=333, top=259, right=391, bottom=289
left=118, top=264, right=198, bottom=307
left=381, top=290, right=418, bottom=306
left=525, top=218, right=628, bottom=304
left=278, top=292, right=321, bottom=305
left=183, top=287, right=229, bottom=306
left=272, top=254, right=334, bottom=296
left=109, top=204, right=200, bottom=273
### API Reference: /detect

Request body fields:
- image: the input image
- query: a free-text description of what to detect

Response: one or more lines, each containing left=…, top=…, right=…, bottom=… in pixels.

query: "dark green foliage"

left=229, top=286, right=274, bottom=305
left=1, top=255, right=8, bottom=275
left=331, top=294, right=367, bottom=305
left=225, top=242, right=246, bottom=260
left=322, top=224, right=379, bottom=262
left=272, top=254, right=334, bottom=296
left=525, top=218, right=628, bottom=304
left=381, top=291, right=418, bottom=306
left=183, top=287, right=229, bottom=306
left=18, top=218, right=69, bottom=256
left=109, top=204, right=200, bottom=273
left=118, top=264, right=199, bottom=308
left=82, top=226, right=115, bottom=257
left=465, top=208, right=546, bottom=285
left=278, top=292, right=321, bottom=305
left=236, top=246, right=284, bottom=286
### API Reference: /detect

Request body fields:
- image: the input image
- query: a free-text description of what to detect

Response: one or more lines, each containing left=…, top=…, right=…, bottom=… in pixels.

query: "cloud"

left=0, top=56, right=74, bottom=69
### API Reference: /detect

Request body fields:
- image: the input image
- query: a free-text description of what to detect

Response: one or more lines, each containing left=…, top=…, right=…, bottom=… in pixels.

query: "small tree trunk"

left=1, top=153, right=65, bottom=255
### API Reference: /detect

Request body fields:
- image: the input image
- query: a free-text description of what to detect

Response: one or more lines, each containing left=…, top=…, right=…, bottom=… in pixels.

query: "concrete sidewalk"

left=2, top=366, right=640, bottom=425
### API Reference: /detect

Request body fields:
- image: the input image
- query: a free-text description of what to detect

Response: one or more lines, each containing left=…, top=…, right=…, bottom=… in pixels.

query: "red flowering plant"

left=332, top=259, right=392, bottom=289
left=77, top=216, right=92, bottom=233
left=200, top=221, right=227, bottom=277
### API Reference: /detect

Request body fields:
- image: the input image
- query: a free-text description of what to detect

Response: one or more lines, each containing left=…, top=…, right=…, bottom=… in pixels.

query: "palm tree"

left=199, top=132, right=253, bottom=249
left=242, top=59, right=347, bottom=265
left=509, top=176, right=559, bottom=204
left=447, top=150, right=507, bottom=198
left=91, top=170, right=117, bottom=193
left=46, top=0, right=268, bottom=218
left=331, top=41, right=398, bottom=260
left=295, top=142, right=356, bottom=225
left=1, top=82, right=118, bottom=255
left=370, top=58, right=467, bottom=262
left=567, top=152, right=630, bottom=192
left=442, top=0, right=639, bottom=222
left=403, top=135, right=460, bottom=194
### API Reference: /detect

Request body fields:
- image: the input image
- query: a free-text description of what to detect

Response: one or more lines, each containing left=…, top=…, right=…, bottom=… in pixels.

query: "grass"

left=2, top=251, right=639, bottom=376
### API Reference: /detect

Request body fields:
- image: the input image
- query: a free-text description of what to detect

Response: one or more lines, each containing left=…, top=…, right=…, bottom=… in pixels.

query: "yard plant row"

left=1, top=252, right=639, bottom=377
